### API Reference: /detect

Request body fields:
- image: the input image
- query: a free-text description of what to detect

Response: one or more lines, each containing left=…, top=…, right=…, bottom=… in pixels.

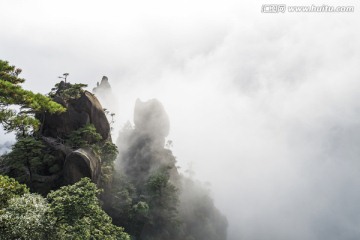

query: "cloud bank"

left=1, top=1, right=360, bottom=239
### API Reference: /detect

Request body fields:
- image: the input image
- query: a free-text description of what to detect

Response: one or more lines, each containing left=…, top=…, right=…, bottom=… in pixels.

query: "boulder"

left=63, top=148, right=101, bottom=185
left=40, top=89, right=109, bottom=186
left=42, top=91, right=110, bottom=141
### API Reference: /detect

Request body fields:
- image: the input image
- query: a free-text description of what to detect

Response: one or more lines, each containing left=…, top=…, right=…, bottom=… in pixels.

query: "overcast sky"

left=1, top=0, right=360, bottom=239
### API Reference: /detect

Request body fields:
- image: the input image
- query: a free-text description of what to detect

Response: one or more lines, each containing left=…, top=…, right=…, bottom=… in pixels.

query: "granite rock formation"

left=116, top=98, right=177, bottom=188
left=92, top=76, right=117, bottom=114
left=35, top=84, right=111, bottom=188
left=42, top=91, right=110, bottom=141
left=133, top=98, right=170, bottom=147
left=63, top=148, right=101, bottom=185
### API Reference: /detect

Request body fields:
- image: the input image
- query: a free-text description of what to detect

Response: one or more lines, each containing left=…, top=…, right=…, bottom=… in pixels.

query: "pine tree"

left=0, top=60, right=65, bottom=136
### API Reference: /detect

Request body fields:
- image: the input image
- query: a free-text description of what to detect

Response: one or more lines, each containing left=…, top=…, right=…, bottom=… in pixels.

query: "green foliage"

left=0, top=193, right=54, bottom=240
left=103, top=174, right=135, bottom=222
left=0, top=176, right=130, bottom=240
left=64, top=124, right=119, bottom=187
left=47, top=178, right=130, bottom=240
left=0, top=112, right=40, bottom=136
left=47, top=178, right=100, bottom=224
left=2, top=122, right=118, bottom=194
left=65, top=124, right=117, bottom=187
left=105, top=167, right=180, bottom=239
left=0, top=60, right=65, bottom=135
left=101, top=141, right=118, bottom=164
left=99, top=141, right=118, bottom=186
left=65, top=124, right=102, bottom=149
left=147, top=172, right=168, bottom=192
left=111, top=121, right=228, bottom=240
left=49, top=82, right=88, bottom=101
left=100, top=163, right=114, bottom=187
left=0, top=60, right=24, bottom=84
left=2, top=137, right=43, bottom=186
left=132, top=201, right=149, bottom=215
left=0, top=176, right=52, bottom=239
left=1, top=137, right=63, bottom=192
left=0, top=175, right=29, bottom=208
left=144, top=169, right=180, bottom=239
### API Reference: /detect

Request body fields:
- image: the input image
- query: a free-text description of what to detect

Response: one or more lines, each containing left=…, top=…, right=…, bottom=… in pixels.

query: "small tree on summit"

left=58, top=73, right=69, bottom=83
left=48, top=81, right=88, bottom=101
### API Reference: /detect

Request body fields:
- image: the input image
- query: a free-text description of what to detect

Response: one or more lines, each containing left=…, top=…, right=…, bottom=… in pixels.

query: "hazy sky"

left=1, top=0, right=360, bottom=239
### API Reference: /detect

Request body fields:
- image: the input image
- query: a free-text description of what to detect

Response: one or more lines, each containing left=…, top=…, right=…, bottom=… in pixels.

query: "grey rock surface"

left=42, top=91, right=110, bottom=141
left=63, top=148, right=101, bottom=185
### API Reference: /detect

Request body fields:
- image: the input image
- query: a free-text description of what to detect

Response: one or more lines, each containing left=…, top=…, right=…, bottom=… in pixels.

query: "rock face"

left=134, top=98, right=170, bottom=147
left=63, top=148, right=101, bottom=185
left=40, top=88, right=110, bottom=186
left=93, top=76, right=111, bottom=93
left=117, top=98, right=177, bottom=188
left=42, top=91, right=110, bottom=141
left=92, top=76, right=118, bottom=115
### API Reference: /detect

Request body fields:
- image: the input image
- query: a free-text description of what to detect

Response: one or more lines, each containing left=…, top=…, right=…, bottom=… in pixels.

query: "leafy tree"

left=107, top=168, right=181, bottom=239
left=1, top=137, right=46, bottom=190
left=143, top=168, right=180, bottom=240
left=0, top=193, right=54, bottom=240
left=0, top=60, right=65, bottom=136
left=101, top=141, right=118, bottom=164
left=1, top=123, right=118, bottom=195
left=102, top=174, right=135, bottom=227
left=65, top=124, right=119, bottom=187
left=1, top=135, right=65, bottom=194
left=0, top=176, right=131, bottom=240
left=64, top=122, right=117, bottom=155
left=65, top=124, right=102, bottom=149
left=0, top=175, right=29, bottom=208
left=0, top=60, right=24, bottom=84
left=99, top=141, right=119, bottom=186
left=47, top=178, right=130, bottom=240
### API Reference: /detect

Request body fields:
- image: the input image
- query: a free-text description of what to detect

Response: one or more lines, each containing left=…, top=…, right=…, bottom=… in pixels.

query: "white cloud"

left=1, top=1, right=360, bottom=239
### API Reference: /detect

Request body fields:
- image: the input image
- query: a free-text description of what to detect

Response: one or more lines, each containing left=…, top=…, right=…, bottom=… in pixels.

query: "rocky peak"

left=42, top=91, right=111, bottom=141
left=116, top=98, right=177, bottom=188
left=134, top=98, right=170, bottom=147
left=37, top=89, right=111, bottom=187
left=92, top=76, right=117, bottom=115
left=93, top=76, right=111, bottom=93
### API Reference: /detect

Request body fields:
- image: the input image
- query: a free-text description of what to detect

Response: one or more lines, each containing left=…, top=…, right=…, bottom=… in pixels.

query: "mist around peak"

left=100, top=97, right=228, bottom=240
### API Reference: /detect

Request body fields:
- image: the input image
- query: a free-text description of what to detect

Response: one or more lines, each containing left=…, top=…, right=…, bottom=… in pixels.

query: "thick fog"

left=1, top=0, right=360, bottom=239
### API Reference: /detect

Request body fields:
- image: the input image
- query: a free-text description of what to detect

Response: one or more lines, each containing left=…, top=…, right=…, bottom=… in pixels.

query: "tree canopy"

left=0, top=60, right=65, bottom=135
left=0, top=174, right=29, bottom=208
left=0, top=176, right=130, bottom=240
left=47, top=178, right=130, bottom=240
